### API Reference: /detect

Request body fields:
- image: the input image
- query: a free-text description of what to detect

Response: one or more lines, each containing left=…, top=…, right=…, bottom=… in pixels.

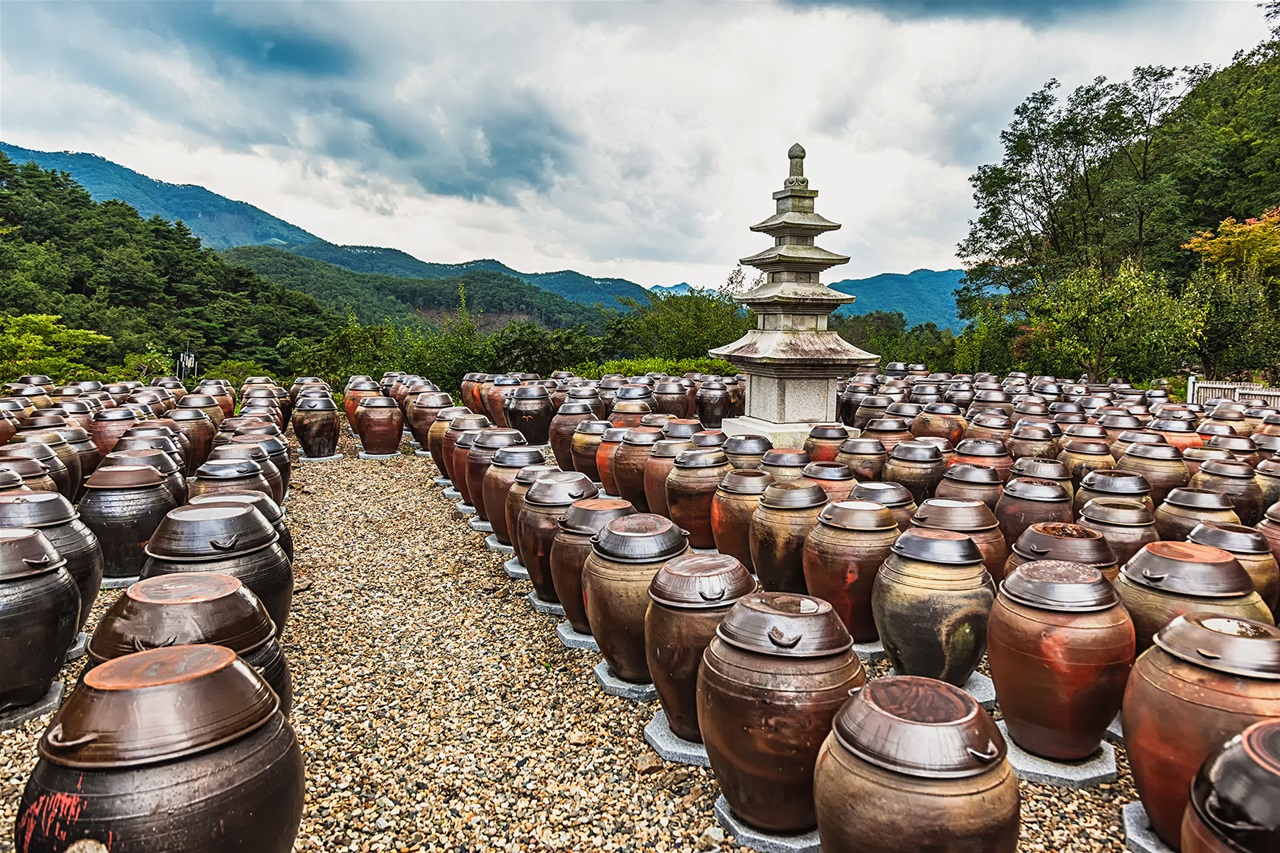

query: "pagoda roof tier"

left=736, top=280, right=853, bottom=308
left=749, top=210, right=843, bottom=237
left=709, top=329, right=879, bottom=374
left=739, top=243, right=851, bottom=272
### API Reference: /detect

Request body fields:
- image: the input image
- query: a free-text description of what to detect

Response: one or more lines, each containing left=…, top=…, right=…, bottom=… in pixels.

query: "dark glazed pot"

left=665, top=449, right=732, bottom=549
left=466, top=429, right=528, bottom=522
left=834, top=438, right=887, bottom=482
left=78, top=466, right=177, bottom=579
left=502, top=464, right=561, bottom=564
left=355, top=396, right=404, bottom=455
left=804, top=424, right=850, bottom=463
left=205, top=445, right=282, bottom=504
left=169, top=409, right=216, bottom=472
left=934, top=463, right=1004, bottom=509
left=645, top=553, right=756, bottom=742
left=1187, top=521, right=1280, bottom=615
left=480, top=447, right=547, bottom=546
left=0, top=442, right=72, bottom=500
left=994, top=477, right=1073, bottom=548
left=883, top=441, right=946, bottom=502
left=550, top=499, right=636, bottom=634
left=0, top=491, right=102, bottom=632
left=613, top=426, right=662, bottom=512
left=291, top=397, right=341, bottom=459
left=406, top=391, right=453, bottom=447
left=913, top=498, right=1009, bottom=583
left=1124, top=614, right=1280, bottom=849
left=548, top=402, right=596, bottom=471
left=711, top=470, right=773, bottom=573
left=801, top=461, right=855, bottom=503
left=14, top=645, right=304, bottom=853
left=695, top=381, right=731, bottom=429
left=1116, top=442, right=1189, bottom=507
left=518, top=472, right=599, bottom=604
left=872, top=528, right=995, bottom=685
left=750, top=482, right=828, bottom=593
left=1181, top=719, right=1280, bottom=853
left=722, top=434, right=772, bottom=471
left=698, top=592, right=865, bottom=833
left=189, top=459, right=273, bottom=502
left=988, top=561, right=1134, bottom=759
left=813, top=677, right=1020, bottom=853
left=802, top=501, right=899, bottom=642
left=188, top=490, right=293, bottom=564
left=89, top=407, right=138, bottom=457
left=1155, top=488, right=1241, bottom=540
left=1192, top=459, right=1265, bottom=526
left=653, top=382, right=690, bottom=419
left=0, top=529, right=79, bottom=712
left=1077, top=498, right=1161, bottom=566
left=1058, top=439, right=1116, bottom=488
left=1075, top=468, right=1154, bottom=514
left=644, top=439, right=694, bottom=519
left=506, top=386, right=555, bottom=446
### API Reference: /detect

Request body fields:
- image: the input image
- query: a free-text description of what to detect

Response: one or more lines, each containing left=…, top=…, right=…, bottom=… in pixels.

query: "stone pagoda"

left=711, top=143, right=879, bottom=445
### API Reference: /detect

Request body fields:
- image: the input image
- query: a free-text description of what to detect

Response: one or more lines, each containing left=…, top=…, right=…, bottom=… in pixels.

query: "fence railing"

left=1187, top=376, right=1280, bottom=407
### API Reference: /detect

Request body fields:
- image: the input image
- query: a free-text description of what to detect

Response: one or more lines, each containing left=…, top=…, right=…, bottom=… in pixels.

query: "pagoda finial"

left=786, top=143, right=807, bottom=188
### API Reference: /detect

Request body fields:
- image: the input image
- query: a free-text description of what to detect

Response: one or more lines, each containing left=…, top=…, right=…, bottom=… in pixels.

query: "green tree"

left=0, top=313, right=113, bottom=380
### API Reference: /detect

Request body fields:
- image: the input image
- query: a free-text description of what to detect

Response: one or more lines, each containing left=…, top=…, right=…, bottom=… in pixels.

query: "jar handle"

left=768, top=627, right=801, bottom=648
left=1141, top=569, right=1168, bottom=582
left=966, top=741, right=1000, bottom=762
left=698, top=588, right=726, bottom=602
left=44, top=724, right=98, bottom=750
left=210, top=534, right=240, bottom=551
left=1205, top=792, right=1266, bottom=831
left=1028, top=544, right=1049, bottom=555
left=22, top=554, right=52, bottom=567
left=1196, top=647, right=1222, bottom=660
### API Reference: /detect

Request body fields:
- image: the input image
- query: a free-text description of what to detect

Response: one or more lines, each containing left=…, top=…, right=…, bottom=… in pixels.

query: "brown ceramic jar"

left=78, top=466, right=178, bottom=580
left=550, top=499, right=636, bottom=635
left=1260, top=502, right=1280, bottom=567
left=0, top=528, right=80, bottom=713
left=910, top=403, right=968, bottom=446
left=426, top=406, right=471, bottom=478
left=569, top=420, right=610, bottom=482
left=406, top=391, right=454, bottom=447
left=1117, top=442, right=1190, bottom=507
left=834, top=438, right=887, bottom=482
left=1180, top=719, right=1280, bottom=853
left=757, top=448, right=807, bottom=483
left=464, top=429, right=527, bottom=521
left=804, top=424, right=850, bottom=463
left=440, top=413, right=490, bottom=483
left=994, top=477, right=1074, bottom=548
left=506, top=386, right=555, bottom=446
left=1192, top=459, right=1266, bottom=526
left=698, top=592, right=865, bottom=833
left=290, top=398, right=341, bottom=460
left=664, top=449, right=732, bottom=550
left=1058, top=439, right=1116, bottom=488
left=751, top=482, right=828, bottom=593
left=802, top=501, right=899, bottom=642
left=1077, top=498, right=1161, bottom=566
left=935, top=463, right=1004, bottom=509
left=645, top=553, right=756, bottom=742
left=652, top=382, right=689, bottom=418
left=503, top=463, right=561, bottom=564
left=1008, top=424, right=1059, bottom=460
left=1010, top=456, right=1075, bottom=502
left=913, top=498, right=1009, bottom=583
left=611, top=426, right=661, bottom=511
left=1006, top=521, right=1119, bottom=581
left=1074, top=468, right=1154, bottom=514
left=1188, top=522, right=1280, bottom=614
left=850, top=481, right=918, bottom=531
left=695, top=381, right=731, bottom=429
left=882, top=441, right=946, bottom=503
left=594, top=427, right=629, bottom=496
left=1255, top=458, right=1280, bottom=509
left=89, top=408, right=139, bottom=457
left=711, top=470, right=772, bottom=573
left=354, top=397, right=404, bottom=456
left=548, top=402, right=595, bottom=471
left=862, top=418, right=913, bottom=454
left=518, top=472, right=599, bottom=604
left=343, top=380, right=382, bottom=429
left=643, top=439, right=693, bottom=519
left=1155, top=488, right=1242, bottom=540
left=483, top=377, right=519, bottom=427
left=963, top=411, right=1014, bottom=443
left=719, top=434, right=769, bottom=471
left=478, top=447, right=546, bottom=545
left=988, top=561, right=1134, bottom=760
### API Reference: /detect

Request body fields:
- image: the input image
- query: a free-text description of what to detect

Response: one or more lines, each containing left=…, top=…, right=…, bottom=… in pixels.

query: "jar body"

left=613, top=443, right=652, bottom=512
left=994, top=495, right=1072, bottom=550
left=583, top=550, right=687, bottom=682
left=644, top=456, right=679, bottom=519
left=508, top=399, right=554, bottom=446
left=355, top=405, right=404, bottom=455
left=696, top=391, right=730, bottom=429
left=550, top=531, right=594, bottom=634
left=518, top=501, right=567, bottom=603
left=834, top=450, right=886, bottom=482
left=1076, top=519, right=1160, bottom=567
left=750, top=504, right=822, bottom=593
left=482, top=465, right=523, bottom=545
left=36, top=519, right=103, bottom=632
left=595, top=440, right=624, bottom=495
left=667, top=464, right=731, bottom=550
left=504, top=482, right=535, bottom=564
left=1114, top=575, right=1273, bottom=654
left=570, top=433, right=603, bottom=482
left=645, top=602, right=727, bottom=742
left=934, top=478, right=1002, bottom=510
left=549, top=412, right=593, bottom=471
left=801, top=524, right=897, bottom=642
left=882, top=457, right=945, bottom=502
left=142, top=545, right=294, bottom=637
left=0, top=567, right=79, bottom=712
left=79, top=486, right=177, bottom=579
left=1153, top=503, right=1240, bottom=541
left=711, top=490, right=761, bottom=573
left=1115, top=455, right=1188, bottom=506
left=464, top=451, right=498, bottom=521
left=292, top=409, right=339, bottom=459
left=1189, top=472, right=1264, bottom=525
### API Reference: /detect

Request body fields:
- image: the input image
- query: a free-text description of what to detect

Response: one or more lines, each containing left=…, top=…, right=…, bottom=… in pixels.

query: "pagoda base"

left=721, top=415, right=859, bottom=449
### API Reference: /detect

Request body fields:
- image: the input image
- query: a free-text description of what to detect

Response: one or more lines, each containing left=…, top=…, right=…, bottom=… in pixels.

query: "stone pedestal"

left=0, top=682, right=64, bottom=732
left=644, top=710, right=709, bottom=767
left=66, top=631, right=88, bottom=662
left=556, top=622, right=598, bottom=651
left=485, top=535, right=515, bottom=555
left=101, top=575, right=140, bottom=590
left=852, top=639, right=888, bottom=664
left=713, top=796, right=821, bottom=853
left=503, top=558, right=528, bottom=580
left=592, top=661, right=656, bottom=702
left=996, top=722, right=1117, bottom=788
left=469, top=518, right=493, bottom=533
left=297, top=453, right=342, bottom=463
left=1122, top=802, right=1174, bottom=853
left=358, top=451, right=400, bottom=461
left=527, top=591, right=565, bottom=617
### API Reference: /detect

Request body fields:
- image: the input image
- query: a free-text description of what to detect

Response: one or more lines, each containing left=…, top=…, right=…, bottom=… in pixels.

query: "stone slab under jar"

left=65, top=631, right=88, bottom=662
left=0, top=681, right=63, bottom=733
left=358, top=451, right=401, bottom=461
left=442, top=487, right=462, bottom=500
left=1122, top=802, right=1174, bottom=853
left=454, top=501, right=476, bottom=516
left=995, top=721, right=1117, bottom=788
left=713, top=795, right=821, bottom=853
left=415, top=449, right=432, bottom=458
left=556, top=621, right=599, bottom=651
left=469, top=518, right=493, bottom=534
left=296, top=453, right=343, bottom=464
left=433, top=476, right=451, bottom=487
left=644, top=709, right=709, bottom=768
left=852, top=639, right=889, bottom=664
left=592, top=660, right=656, bottom=702
left=527, top=591, right=565, bottom=617
left=503, top=558, right=528, bottom=580
left=101, top=575, right=141, bottom=590
left=484, top=535, right=515, bottom=555
left=1106, top=713, right=1124, bottom=744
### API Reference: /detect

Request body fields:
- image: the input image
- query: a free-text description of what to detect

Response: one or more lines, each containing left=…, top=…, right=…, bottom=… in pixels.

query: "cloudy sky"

left=0, top=1, right=1269, bottom=288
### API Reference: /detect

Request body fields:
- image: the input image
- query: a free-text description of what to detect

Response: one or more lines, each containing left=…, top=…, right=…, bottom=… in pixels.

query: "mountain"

left=829, top=269, right=966, bottom=331
left=0, top=142, right=321, bottom=250
left=650, top=282, right=697, bottom=295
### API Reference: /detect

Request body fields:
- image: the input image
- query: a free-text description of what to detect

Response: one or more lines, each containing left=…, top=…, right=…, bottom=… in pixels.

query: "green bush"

left=568, top=357, right=737, bottom=379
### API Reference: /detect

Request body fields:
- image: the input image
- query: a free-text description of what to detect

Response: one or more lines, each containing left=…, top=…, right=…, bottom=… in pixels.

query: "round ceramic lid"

left=649, top=553, right=756, bottom=610
left=1123, top=442, right=1183, bottom=462
left=891, top=528, right=984, bottom=564
left=718, top=470, right=773, bottom=495
left=716, top=592, right=853, bottom=657
left=1064, top=424, right=1111, bottom=440
left=295, top=397, right=337, bottom=412
left=513, top=464, right=560, bottom=485
left=0, top=527, right=66, bottom=580
left=890, top=441, right=943, bottom=462
left=650, top=439, right=694, bottom=459
left=473, top=428, right=528, bottom=450
left=942, top=463, right=1002, bottom=485
left=1080, top=469, right=1151, bottom=495
left=574, top=420, right=612, bottom=437
left=93, top=408, right=138, bottom=422
left=622, top=426, right=663, bottom=446
left=838, top=438, right=886, bottom=456
left=809, top=424, right=849, bottom=440
left=1002, top=477, right=1070, bottom=503
left=760, top=481, right=828, bottom=510
left=525, top=472, right=598, bottom=506
left=802, top=462, right=853, bottom=481
left=104, top=448, right=181, bottom=476
left=851, top=481, right=914, bottom=507
left=1153, top=614, right=1280, bottom=679
left=955, top=439, right=1010, bottom=458
left=723, top=434, right=773, bottom=454
left=85, top=464, right=166, bottom=489
left=1200, top=459, right=1256, bottom=479
left=0, top=491, right=77, bottom=527
left=1164, top=488, right=1237, bottom=510
left=674, top=449, right=729, bottom=469
left=448, top=413, right=491, bottom=431
left=1188, top=522, right=1271, bottom=555
left=600, top=428, right=628, bottom=443
left=1062, top=439, right=1112, bottom=456
left=187, top=489, right=284, bottom=525
left=912, top=499, right=997, bottom=532
left=1001, top=560, right=1118, bottom=612
left=865, top=418, right=911, bottom=433
left=1010, top=424, right=1055, bottom=440
left=1122, top=541, right=1254, bottom=597
left=558, top=498, right=635, bottom=535
left=691, top=430, right=726, bottom=447
left=1080, top=498, right=1154, bottom=526
left=660, top=419, right=703, bottom=439
left=432, top=406, right=472, bottom=423
left=818, top=500, right=898, bottom=532
left=762, top=448, right=810, bottom=467
left=146, top=505, right=278, bottom=560
left=592, top=514, right=688, bottom=562
left=493, top=446, right=547, bottom=468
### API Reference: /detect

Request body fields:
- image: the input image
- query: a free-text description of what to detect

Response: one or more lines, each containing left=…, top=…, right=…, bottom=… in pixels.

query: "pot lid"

left=650, top=439, right=694, bottom=459
left=1122, top=541, right=1254, bottom=597
left=1001, top=560, right=1119, bottom=612
left=1009, top=458, right=1070, bottom=480
left=592, top=514, right=689, bottom=563
left=802, top=461, right=853, bottom=481
left=809, top=423, right=850, bottom=440
left=1062, top=439, right=1113, bottom=456
left=0, top=491, right=77, bottom=527
left=1190, top=720, right=1280, bottom=847
left=556, top=401, right=595, bottom=416
left=568, top=387, right=600, bottom=399
left=1164, top=487, right=1237, bottom=510
left=513, top=464, right=561, bottom=485
left=913, top=499, right=997, bottom=532
left=1151, top=418, right=1195, bottom=432
left=661, top=419, right=704, bottom=440
left=187, top=489, right=284, bottom=525
left=493, top=446, right=547, bottom=468
left=760, top=481, right=828, bottom=509
left=84, top=464, right=166, bottom=490
left=358, top=396, right=400, bottom=409
left=923, top=403, right=963, bottom=415
left=1189, top=522, right=1271, bottom=555
left=574, top=420, right=612, bottom=437
left=970, top=412, right=1013, bottom=428
left=851, top=481, right=914, bottom=507
left=1081, top=498, right=1155, bottom=526
left=865, top=418, right=911, bottom=433
left=649, top=553, right=756, bottom=610
left=558, top=498, right=636, bottom=535
left=1010, top=424, right=1055, bottom=440
left=295, top=397, right=337, bottom=412
left=230, top=434, right=287, bottom=455
left=1153, top=613, right=1280, bottom=679
left=92, top=408, right=139, bottom=423
left=525, top=471, right=598, bottom=506
left=616, top=384, right=655, bottom=400
left=511, top=385, right=550, bottom=400
left=856, top=395, right=892, bottom=408
left=832, top=676, right=1004, bottom=779
left=0, top=458, right=48, bottom=478
left=675, top=448, right=729, bottom=468
left=104, top=448, right=182, bottom=476
left=0, top=467, right=30, bottom=492
left=433, top=406, right=472, bottom=423
left=955, top=439, right=1010, bottom=458
left=892, top=528, right=984, bottom=564
left=886, top=403, right=924, bottom=418
left=474, top=428, right=528, bottom=450
left=1080, top=469, right=1152, bottom=495
left=622, top=426, right=663, bottom=446
left=89, top=574, right=275, bottom=663
left=1064, top=424, right=1110, bottom=440
left=762, top=448, right=810, bottom=467
left=717, top=592, right=852, bottom=657
left=1012, top=522, right=1115, bottom=564
left=890, top=441, right=943, bottom=462
left=0, top=443, right=57, bottom=464
left=819, top=500, right=898, bottom=532
left=194, top=459, right=264, bottom=481
left=653, top=382, right=684, bottom=395
left=1200, top=459, right=1256, bottom=479
left=640, top=414, right=674, bottom=429
left=691, top=430, right=726, bottom=447
left=718, top=470, right=773, bottom=495
left=39, top=644, right=278, bottom=769
left=448, top=413, right=491, bottom=431
left=838, top=438, right=886, bottom=456
left=177, top=394, right=219, bottom=408
left=1122, top=442, right=1184, bottom=462
left=145, top=505, right=278, bottom=560
left=941, top=463, right=1002, bottom=485
left=0, top=528, right=66, bottom=580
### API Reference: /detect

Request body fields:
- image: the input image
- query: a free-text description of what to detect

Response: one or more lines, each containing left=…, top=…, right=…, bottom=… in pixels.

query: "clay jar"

left=698, top=592, right=865, bottom=833
left=1192, top=459, right=1265, bottom=526
left=695, top=381, right=731, bottom=429
left=583, top=515, right=690, bottom=682
left=1058, top=439, right=1116, bottom=488
left=1116, top=541, right=1274, bottom=653
left=1188, top=522, right=1280, bottom=614
left=190, top=459, right=273, bottom=502
left=188, top=490, right=293, bottom=564
left=550, top=499, right=636, bottom=635
left=1182, top=719, right=1280, bottom=853
left=547, top=402, right=595, bottom=471
left=481, top=377, right=518, bottom=427
left=0, top=442, right=72, bottom=500
left=1155, top=488, right=1242, bottom=540
left=645, top=553, right=756, bottom=742
left=804, top=424, right=850, bottom=462
left=760, top=448, right=809, bottom=483
left=797, top=462, right=852, bottom=504
left=291, top=397, right=341, bottom=459
left=1010, top=456, right=1075, bottom=501
left=506, top=386, right=555, bottom=446
left=406, top=391, right=453, bottom=447
left=0, top=529, right=79, bottom=712
left=862, top=418, right=913, bottom=454
left=802, top=500, right=900, bottom=642
left=1077, top=498, right=1161, bottom=566
left=613, top=427, right=662, bottom=512
left=1074, top=468, right=1154, bottom=514
left=518, top=472, right=599, bottom=604
left=479, top=446, right=544, bottom=543
left=207, top=444, right=283, bottom=505
left=0, top=491, right=102, bottom=633
left=425, top=406, right=470, bottom=478
left=952, top=438, right=1014, bottom=482
left=994, top=477, right=1073, bottom=548
left=751, top=481, right=828, bottom=594
left=1116, top=442, right=1190, bottom=507
left=89, top=407, right=138, bottom=456
left=851, top=481, right=918, bottom=531
left=964, top=411, right=1014, bottom=444
left=1260, top=503, right=1280, bottom=566
left=1124, top=614, right=1280, bottom=848
left=1256, top=458, right=1280, bottom=509
left=593, top=427, right=628, bottom=495
left=1007, top=522, right=1119, bottom=581
left=813, top=676, right=1020, bottom=853
left=711, top=470, right=773, bottom=573
left=0, top=458, right=58, bottom=493
left=568, top=419, right=609, bottom=481
left=651, top=382, right=689, bottom=418
left=15, top=645, right=304, bottom=853
left=913, top=498, right=1009, bottom=583
left=504, top=464, right=561, bottom=565
left=988, top=561, right=1135, bottom=760
left=872, top=528, right=995, bottom=685
left=665, top=449, right=732, bottom=550
left=354, top=396, right=404, bottom=455
left=466, top=429, right=528, bottom=522
left=935, top=463, right=1004, bottom=509
left=1008, top=424, right=1059, bottom=460
left=79, top=465, right=178, bottom=580
left=643, top=439, right=693, bottom=519
left=440, top=413, right=491, bottom=483
left=834, top=438, right=887, bottom=482
left=910, top=403, right=968, bottom=446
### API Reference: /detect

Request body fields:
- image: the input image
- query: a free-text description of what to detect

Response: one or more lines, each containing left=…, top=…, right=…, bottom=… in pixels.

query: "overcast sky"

left=0, top=1, right=1269, bottom=288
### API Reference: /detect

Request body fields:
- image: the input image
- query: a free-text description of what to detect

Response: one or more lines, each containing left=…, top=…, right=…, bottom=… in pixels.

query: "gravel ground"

left=1, top=432, right=1140, bottom=852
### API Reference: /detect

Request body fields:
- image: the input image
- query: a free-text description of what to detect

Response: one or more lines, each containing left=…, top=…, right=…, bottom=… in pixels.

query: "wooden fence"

left=1187, top=377, right=1280, bottom=408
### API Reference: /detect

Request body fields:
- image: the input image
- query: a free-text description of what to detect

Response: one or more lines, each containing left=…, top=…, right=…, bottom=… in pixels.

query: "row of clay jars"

left=517, top=473, right=599, bottom=604
left=480, top=448, right=547, bottom=546
left=464, top=429, right=527, bottom=520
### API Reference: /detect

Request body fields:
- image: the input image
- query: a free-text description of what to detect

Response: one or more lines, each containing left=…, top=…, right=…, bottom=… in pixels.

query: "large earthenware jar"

left=813, top=676, right=1020, bottom=853
left=1115, top=442, right=1189, bottom=508
left=0, top=529, right=79, bottom=712
left=645, top=553, right=756, bottom=742
left=466, top=429, right=528, bottom=522
left=1077, top=498, right=1161, bottom=566
left=518, top=472, right=599, bottom=604
left=994, top=476, right=1073, bottom=547
left=1010, top=456, right=1075, bottom=500
left=440, top=412, right=490, bottom=483
left=719, top=434, right=769, bottom=471
left=1192, top=459, right=1265, bottom=526
left=653, top=382, right=690, bottom=419
left=613, top=427, right=662, bottom=512
left=913, top=498, right=1009, bottom=583
left=1256, top=458, right=1280, bottom=508
left=833, top=438, right=886, bottom=483
left=89, top=407, right=138, bottom=457
left=503, top=464, right=561, bottom=564
left=760, top=448, right=810, bottom=483
left=1188, top=522, right=1280, bottom=615
left=1007, top=521, right=1119, bottom=581
left=189, top=459, right=273, bottom=501
left=583, top=515, right=690, bottom=682
left=988, top=561, right=1134, bottom=759
left=206, top=445, right=281, bottom=504
left=550, top=499, right=636, bottom=635
left=800, top=461, right=856, bottom=503
left=89, top=573, right=292, bottom=716
left=951, top=438, right=1015, bottom=483
left=1075, top=468, right=1154, bottom=514
left=0, top=442, right=72, bottom=500
left=343, top=380, right=381, bottom=429
left=424, top=406, right=469, bottom=478
left=459, top=373, right=486, bottom=414
left=934, top=463, right=1003, bottom=510
left=1124, top=614, right=1280, bottom=849
left=11, top=432, right=82, bottom=496
left=481, top=377, right=518, bottom=427
left=548, top=402, right=595, bottom=470
left=14, top=645, right=304, bottom=853
left=1058, top=439, right=1116, bottom=488
left=863, top=418, right=914, bottom=454
left=804, top=424, right=850, bottom=463
left=1008, top=424, right=1060, bottom=460
left=1181, top=719, right=1280, bottom=853
left=140, top=504, right=294, bottom=636
left=911, top=403, right=968, bottom=446
left=480, top=447, right=547, bottom=545
left=695, top=381, right=730, bottom=429
left=1116, top=541, right=1273, bottom=653
left=664, top=449, right=731, bottom=550
left=406, top=391, right=453, bottom=447
left=0, top=491, right=102, bottom=632
left=594, top=427, right=628, bottom=496
left=850, top=480, right=918, bottom=530
left=853, top=395, right=892, bottom=429
left=872, top=528, right=995, bottom=685
left=506, top=386, right=555, bottom=446
left=698, top=592, right=865, bottom=833
left=449, top=430, right=486, bottom=507
left=355, top=396, right=404, bottom=455
left=802, top=501, right=899, bottom=642
left=0, top=458, right=57, bottom=494
left=1259, top=502, right=1280, bottom=567
left=643, top=439, right=693, bottom=519
left=291, top=397, right=341, bottom=459
left=79, top=466, right=177, bottom=580
left=569, top=420, right=610, bottom=481
left=964, top=411, right=1014, bottom=443
left=188, top=490, right=293, bottom=564
left=711, top=470, right=772, bottom=573
left=1155, top=488, right=1242, bottom=541
left=167, top=409, right=216, bottom=473
left=751, top=482, right=828, bottom=594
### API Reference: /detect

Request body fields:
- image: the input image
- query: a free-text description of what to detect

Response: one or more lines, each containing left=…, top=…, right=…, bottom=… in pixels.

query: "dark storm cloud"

left=785, top=0, right=1147, bottom=26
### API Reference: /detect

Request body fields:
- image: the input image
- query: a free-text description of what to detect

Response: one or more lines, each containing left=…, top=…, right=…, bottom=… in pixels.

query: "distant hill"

left=651, top=282, right=696, bottom=295
left=0, top=142, right=321, bottom=250
left=830, top=269, right=966, bottom=331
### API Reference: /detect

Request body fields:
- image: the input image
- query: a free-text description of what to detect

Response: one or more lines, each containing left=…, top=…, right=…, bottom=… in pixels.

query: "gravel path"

left=1, top=433, right=1141, bottom=851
